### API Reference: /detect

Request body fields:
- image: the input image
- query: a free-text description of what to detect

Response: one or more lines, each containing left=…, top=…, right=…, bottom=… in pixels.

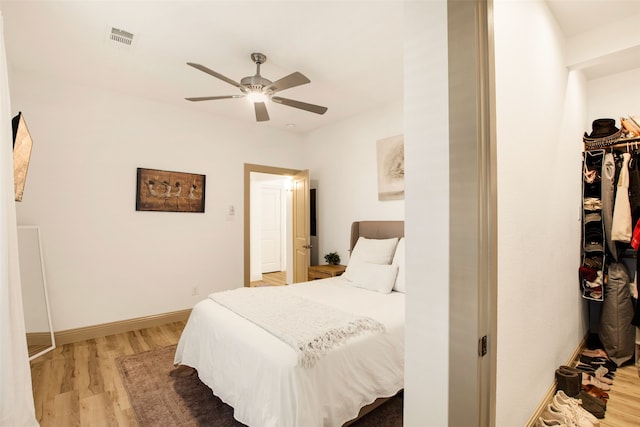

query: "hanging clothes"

left=601, top=152, right=618, bottom=260
left=612, top=152, right=632, bottom=242
left=628, top=150, right=640, bottom=226
left=633, top=251, right=640, bottom=327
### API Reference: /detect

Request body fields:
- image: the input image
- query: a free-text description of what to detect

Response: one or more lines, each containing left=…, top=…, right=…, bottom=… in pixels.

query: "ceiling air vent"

left=109, top=27, right=134, bottom=46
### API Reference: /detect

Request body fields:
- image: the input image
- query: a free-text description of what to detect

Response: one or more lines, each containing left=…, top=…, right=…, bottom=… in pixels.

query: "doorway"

left=446, top=1, right=496, bottom=426
left=243, top=164, right=311, bottom=287
left=249, top=173, right=290, bottom=286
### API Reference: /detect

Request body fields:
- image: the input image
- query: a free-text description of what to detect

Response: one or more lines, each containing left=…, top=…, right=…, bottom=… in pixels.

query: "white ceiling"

left=546, top=0, right=640, bottom=37
left=0, top=1, right=404, bottom=134
left=546, top=0, right=640, bottom=79
left=1, top=1, right=639, bottom=134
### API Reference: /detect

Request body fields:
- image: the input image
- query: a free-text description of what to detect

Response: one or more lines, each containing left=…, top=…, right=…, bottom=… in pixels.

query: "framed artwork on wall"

left=376, top=134, right=404, bottom=201
left=12, top=112, right=34, bottom=202
left=136, top=167, right=205, bottom=213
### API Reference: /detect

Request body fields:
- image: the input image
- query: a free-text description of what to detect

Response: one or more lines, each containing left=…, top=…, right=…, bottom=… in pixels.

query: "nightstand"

left=308, top=264, right=347, bottom=281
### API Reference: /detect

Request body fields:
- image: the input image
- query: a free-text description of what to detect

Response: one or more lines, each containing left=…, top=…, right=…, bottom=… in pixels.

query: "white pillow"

left=349, top=237, right=399, bottom=265
left=342, top=261, right=399, bottom=293
left=391, top=238, right=405, bottom=293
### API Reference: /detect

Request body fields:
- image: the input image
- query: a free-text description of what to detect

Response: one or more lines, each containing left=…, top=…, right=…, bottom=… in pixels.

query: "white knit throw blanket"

left=209, top=286, right=385, bottom=368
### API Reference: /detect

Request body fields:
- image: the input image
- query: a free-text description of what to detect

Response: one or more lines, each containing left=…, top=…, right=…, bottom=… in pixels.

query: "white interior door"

left=261, top=186, right=281, bottom=273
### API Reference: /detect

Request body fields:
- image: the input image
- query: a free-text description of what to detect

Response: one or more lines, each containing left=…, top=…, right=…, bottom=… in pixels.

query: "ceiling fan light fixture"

left=246, top=91, right=269, bottom=104
left=185, top=52, right=327, bottom=122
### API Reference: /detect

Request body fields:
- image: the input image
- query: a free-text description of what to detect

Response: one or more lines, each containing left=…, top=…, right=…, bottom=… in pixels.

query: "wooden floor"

left=534, top=358, right=640, bottom=427
left=30, top=321, right=186, bottom=427
left=249, top=270, right=287, bottom=287
left=29, top=321, right=640, bottom=426
left=599, top=361, right=640, bottom=427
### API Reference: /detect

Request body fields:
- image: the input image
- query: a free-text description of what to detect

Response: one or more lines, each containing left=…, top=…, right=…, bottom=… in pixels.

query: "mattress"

left=174, top=277, right=405, bottom=427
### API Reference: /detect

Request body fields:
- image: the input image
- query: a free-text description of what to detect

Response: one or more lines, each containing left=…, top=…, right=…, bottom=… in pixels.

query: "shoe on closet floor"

left=543, top=402, right=599, bottom=427
left=593, top=366, right=613, bottom=384
left=554, top=390, right=604, bottom=421
left=559, top=365, right=583, bottom=376
left=581, top=349, right=609, bottom=360
left=576, top=364, right=614, bottom=383
left=556, top=368, right=581, bottom=397
left=577, top=390, right=607, bottom=416
left=579, top=355, right=617, bottom=372
left=537, top=416, right=566, bottom=427
left=582, top=372, right=611, bottom=391
left=582, top=384, right=608, bottom=404
left=575, top=363, right=614, bottom=380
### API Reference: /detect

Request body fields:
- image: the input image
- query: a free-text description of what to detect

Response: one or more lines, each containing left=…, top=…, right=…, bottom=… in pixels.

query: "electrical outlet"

left=226, top=204, right=235, bottom=221
left=192, top=286, right=199, bottom=296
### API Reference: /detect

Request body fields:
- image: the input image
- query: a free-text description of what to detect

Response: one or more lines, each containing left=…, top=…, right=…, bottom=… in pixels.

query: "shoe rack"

left=581, top=150, right=606, bottom=302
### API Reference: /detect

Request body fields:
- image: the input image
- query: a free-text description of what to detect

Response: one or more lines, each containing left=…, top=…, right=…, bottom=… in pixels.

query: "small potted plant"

left=324, top=252, right=341, bottom=265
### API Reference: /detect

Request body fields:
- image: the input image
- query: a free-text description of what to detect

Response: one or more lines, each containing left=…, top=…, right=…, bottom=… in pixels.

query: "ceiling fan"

left=185, top=53, right=328, bottom=122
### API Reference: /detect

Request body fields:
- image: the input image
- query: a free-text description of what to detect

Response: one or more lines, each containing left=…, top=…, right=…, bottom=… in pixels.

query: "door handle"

left=303, top=244, right=313, bottom=249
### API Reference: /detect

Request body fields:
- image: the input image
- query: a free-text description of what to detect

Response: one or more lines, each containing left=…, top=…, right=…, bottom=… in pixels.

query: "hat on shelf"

left=584, top=118, right=622, bottom=148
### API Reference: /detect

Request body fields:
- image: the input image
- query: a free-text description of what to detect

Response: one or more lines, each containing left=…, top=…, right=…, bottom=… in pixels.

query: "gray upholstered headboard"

left=349, top=221, right=405, bottom=252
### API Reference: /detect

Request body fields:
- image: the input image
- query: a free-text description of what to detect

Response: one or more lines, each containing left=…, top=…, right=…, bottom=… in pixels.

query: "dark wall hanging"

left=136, top=167, right=205, bottom=213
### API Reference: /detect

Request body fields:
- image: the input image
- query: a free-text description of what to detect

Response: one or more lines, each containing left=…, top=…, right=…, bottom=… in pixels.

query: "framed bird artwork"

left=136, top=168, right=205, bottom=213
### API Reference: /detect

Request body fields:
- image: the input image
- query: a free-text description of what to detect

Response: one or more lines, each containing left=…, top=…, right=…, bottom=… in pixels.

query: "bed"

left=174, top=221, right=405, bottom=427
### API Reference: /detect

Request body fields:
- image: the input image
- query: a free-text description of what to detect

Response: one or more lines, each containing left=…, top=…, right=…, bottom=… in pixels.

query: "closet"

left=581, top=121, right=640, bottom=369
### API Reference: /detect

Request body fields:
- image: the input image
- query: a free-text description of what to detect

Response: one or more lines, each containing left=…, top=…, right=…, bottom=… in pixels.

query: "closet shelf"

left=584, top=136, right=640, bottom=152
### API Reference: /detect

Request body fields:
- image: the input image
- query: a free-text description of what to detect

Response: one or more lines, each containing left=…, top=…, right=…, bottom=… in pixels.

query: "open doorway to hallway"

left=248, top=172, right=291, bottom=287
left=243, top=163, right=311, bottom=287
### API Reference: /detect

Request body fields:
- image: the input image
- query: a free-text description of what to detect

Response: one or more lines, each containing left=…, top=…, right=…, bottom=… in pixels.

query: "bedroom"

left=1, top=1, right=640, bottom=426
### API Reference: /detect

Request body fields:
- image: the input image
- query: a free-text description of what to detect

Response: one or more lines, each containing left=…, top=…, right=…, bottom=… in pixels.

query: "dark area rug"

left=116, top=345, right=402, bottom=426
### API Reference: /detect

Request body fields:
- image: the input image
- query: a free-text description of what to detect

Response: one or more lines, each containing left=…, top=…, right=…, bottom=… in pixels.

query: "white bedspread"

left=210, top=286, right=385, bottom=368
left=174, top=277, right=405, bottom=427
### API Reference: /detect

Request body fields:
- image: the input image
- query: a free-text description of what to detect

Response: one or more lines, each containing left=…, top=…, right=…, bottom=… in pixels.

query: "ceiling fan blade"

left=254, top=102, right=270, bottom=122
left=271, top=96, right=328, bottom=115
left=187, top=62, right=242, bottom=89
left=185, top=95, right=244, bottom=102
left=264, top=72, right=310, bottom=93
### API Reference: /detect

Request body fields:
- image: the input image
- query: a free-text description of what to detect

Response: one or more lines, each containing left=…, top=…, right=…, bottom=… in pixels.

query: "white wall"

left=587, top=66, right=640, bottom=124
left=303, top=101, right=404, bottom=263
left=11, top=70, right=306, bottom=331
left=493, top=1, right=587, bottom=425
left=404, top=1, right=450, bottom=425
